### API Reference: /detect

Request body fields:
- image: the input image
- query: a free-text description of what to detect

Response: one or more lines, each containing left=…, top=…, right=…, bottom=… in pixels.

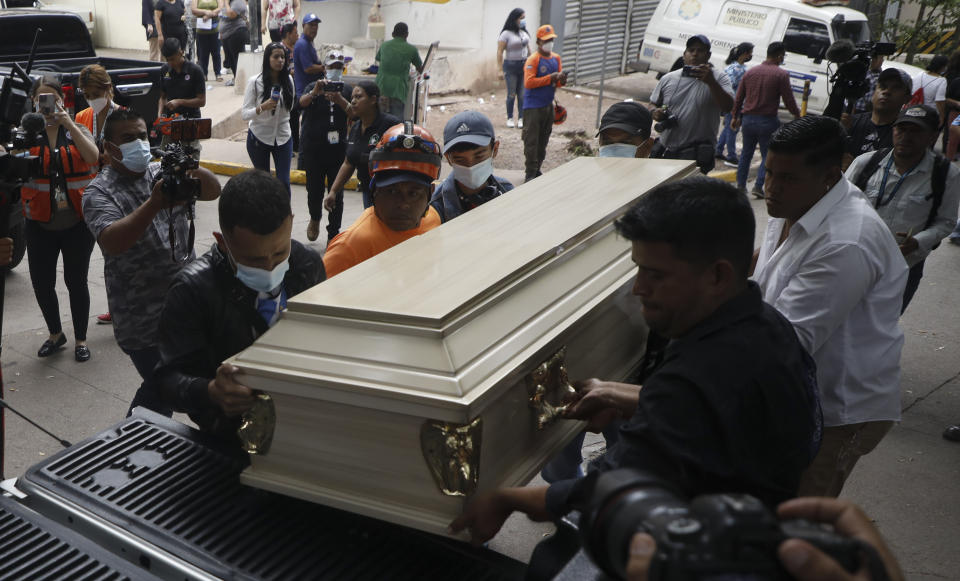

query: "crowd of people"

left=9, top=6, right=960, bottom=580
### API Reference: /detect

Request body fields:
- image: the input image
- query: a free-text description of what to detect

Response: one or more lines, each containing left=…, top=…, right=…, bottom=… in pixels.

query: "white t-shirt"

left=498, top=29, right=530, bottom=61
left=912, top=71, right=947, bottom=104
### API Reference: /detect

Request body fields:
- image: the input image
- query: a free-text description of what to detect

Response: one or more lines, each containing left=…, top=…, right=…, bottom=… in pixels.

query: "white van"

left=637, top=0, right=922, bottom=113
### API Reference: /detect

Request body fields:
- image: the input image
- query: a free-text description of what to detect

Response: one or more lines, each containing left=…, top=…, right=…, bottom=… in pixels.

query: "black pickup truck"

left=0, top=10, right=162, bottom=269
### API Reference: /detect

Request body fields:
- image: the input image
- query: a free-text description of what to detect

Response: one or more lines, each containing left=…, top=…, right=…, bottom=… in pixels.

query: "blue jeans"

left=716, top=112, right=737, bottom=159
left=503, top=59, right=525, bottom=119
left=540, top=421, right=623, bottom=483
left=737, top=114, right=780, bottom=191
left=246, top=130, right=293, bottom=197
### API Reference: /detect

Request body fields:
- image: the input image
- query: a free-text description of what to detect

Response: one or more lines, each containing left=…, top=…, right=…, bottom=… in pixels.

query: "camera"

left=654, top=109, right=679, bottom=133
left=324, top=80, right=344, bottom=93
left=151, top=117, right=211, bottom=204
left=814, top=28, right=896, bottom=118
left=36, top=93, right=56, bottom=116
left=579, top=469, right=863, bottom=581
left=681, top=65, right=695, bottom=78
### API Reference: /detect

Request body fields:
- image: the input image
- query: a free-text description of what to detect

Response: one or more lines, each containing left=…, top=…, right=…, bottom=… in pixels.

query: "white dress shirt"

left=753, top=177, right=907, bottom=427
left=845, top=149, right=960, bottom=267
left=242, top=73, right=294, bottom=146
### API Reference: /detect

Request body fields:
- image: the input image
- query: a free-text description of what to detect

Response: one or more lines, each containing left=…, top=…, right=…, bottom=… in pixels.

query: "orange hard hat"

left=369, top=121, right=442, bottom=186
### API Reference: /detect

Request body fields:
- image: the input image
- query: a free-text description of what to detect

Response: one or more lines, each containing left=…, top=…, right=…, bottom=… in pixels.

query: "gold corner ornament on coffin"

left=420, top=417, right=482, bottom=497
left=419, top=346, right=576, bottom=497
left=238, top=393, right=276, bottom=455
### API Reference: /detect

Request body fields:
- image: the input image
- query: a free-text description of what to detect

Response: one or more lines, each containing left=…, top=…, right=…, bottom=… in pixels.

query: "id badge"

left=327, top=130, right=340, bottom=145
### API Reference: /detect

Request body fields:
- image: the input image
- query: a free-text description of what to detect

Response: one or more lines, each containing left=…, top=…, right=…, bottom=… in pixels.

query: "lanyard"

left=875, top=155, right=918, bottom=209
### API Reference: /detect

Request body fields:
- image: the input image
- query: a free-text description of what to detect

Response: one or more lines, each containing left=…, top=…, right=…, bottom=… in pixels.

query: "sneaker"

left=751, top=187, right=765, bottom=200
left=224, top=78, right=235, bottom=87
left=724, top=155, right=739, bottom=167
left=97, top=312, right=112, bottom=325
left=517, top=118, right=523, bottom=129
left=506, top=118, right=515, bottom=128
left=307, top=219, right=320, bottom=242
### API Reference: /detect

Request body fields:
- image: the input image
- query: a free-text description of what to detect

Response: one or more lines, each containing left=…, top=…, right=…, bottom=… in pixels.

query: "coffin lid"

left=231, top=158, right=695, bottom=413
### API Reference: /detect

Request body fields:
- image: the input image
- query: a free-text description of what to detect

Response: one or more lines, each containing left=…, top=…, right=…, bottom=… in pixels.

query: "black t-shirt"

left=947, top=78, right=960, bottom=104
left=300, top=81, right=352, bottom=147
left=160, top=61, right=206, bottom=118
left=345, top=111, right=400, bottom=193
left=155, top=0, right=186, bottom=42
left=846, top=112, right=894, bottom=157
left=544, top=282, right=821, bottom=514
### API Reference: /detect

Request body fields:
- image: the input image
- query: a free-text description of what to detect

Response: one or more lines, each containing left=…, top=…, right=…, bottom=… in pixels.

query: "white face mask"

left=89, top=96, right=110, bottom=115
left=236, top=259, right=290, bottom=293
left=542, top=41, right=554, bottom=53
left=598, top=143, right=639, bottom=158
left=451, top=157, right=494, bottom=190
left=325, top=67, right=343, bottom=82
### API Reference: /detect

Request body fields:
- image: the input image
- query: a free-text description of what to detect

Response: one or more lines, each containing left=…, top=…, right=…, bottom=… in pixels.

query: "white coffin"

left=229, top=157, right=697, bottom=536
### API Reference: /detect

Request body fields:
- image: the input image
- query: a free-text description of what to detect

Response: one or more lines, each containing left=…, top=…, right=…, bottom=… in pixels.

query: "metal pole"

left=595, top=0, right=616, bottom=130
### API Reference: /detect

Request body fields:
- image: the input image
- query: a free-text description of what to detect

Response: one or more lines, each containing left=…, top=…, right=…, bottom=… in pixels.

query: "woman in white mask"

left=21, top=76, right=100, bottom=362
left=76, top=64, right=120, bottom=161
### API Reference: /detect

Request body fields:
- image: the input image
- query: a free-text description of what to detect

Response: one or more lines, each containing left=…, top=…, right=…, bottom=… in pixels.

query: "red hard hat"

left=554, top=102, right=567, bottom=125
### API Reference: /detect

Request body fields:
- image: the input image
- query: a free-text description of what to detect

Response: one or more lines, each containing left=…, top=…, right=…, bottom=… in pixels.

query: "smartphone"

left=271, top=85, right=281, bottom=101
left=38, top=93, right=57, bottom=115
left=325, top=81, right=344, bottom=93
left=681, top=65, right=695, bottom=77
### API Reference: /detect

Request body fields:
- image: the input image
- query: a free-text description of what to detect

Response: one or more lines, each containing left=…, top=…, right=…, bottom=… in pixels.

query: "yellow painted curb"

left=199, top=159, right=359, bottom=190
left=709, top=169, right=737, bottom=182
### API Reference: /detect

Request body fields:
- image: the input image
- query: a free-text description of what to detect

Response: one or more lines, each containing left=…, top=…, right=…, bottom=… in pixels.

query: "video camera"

left=0, top=31, right=44, bottom=189
left=813, top=32, right=896, bottom=119
left=150, top=116, right=211, bottom=204
left=150, top=116, right=211, bottom=261
left=578, top=469, right=880, bottom=581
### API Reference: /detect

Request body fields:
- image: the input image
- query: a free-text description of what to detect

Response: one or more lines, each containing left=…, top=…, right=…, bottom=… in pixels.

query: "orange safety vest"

left=21, top=134, right=95, bottom=223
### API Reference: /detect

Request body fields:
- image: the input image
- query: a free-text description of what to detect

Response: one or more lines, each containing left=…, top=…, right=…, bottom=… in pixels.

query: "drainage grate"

left=21, top=412, right=525, bottom=581
left=0, top=494, right=162, bottom=581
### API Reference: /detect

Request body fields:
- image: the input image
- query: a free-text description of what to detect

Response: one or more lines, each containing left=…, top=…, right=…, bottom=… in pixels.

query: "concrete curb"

left=199, top=159, right=359, bottom=190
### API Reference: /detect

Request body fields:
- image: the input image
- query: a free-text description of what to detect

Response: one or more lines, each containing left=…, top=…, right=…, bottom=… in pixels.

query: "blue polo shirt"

left=293, top=34, right=322, bottom=96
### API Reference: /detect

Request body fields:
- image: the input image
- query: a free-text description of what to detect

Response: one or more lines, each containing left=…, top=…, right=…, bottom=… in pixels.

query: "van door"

left=777, top=14, right=832, bottom=113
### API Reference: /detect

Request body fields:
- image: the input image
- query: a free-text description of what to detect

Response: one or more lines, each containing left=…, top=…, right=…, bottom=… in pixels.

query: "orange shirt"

left=75, top=107, right=95, bottom=133
left=323, top=206, right=441, bottom=277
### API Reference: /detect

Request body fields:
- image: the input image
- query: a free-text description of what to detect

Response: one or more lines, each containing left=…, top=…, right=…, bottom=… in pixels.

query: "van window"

left=833, top=20, right=870, bottom=44
left=783, top=18, right=829, bottom=56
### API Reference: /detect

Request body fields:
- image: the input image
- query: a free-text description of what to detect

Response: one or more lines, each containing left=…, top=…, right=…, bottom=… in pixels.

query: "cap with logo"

left=597, top=102, right=652, bottom=139
left=303, top=13, right=321, bottom=25
left=537, top=24, right=557, bottom=41
left=877, top=67, right=912, bottom=93
left=442, top=111, right=496, bottom=154
left=325, top=50, right=345, bottom=66
left=894, top=104, right=940, bottom=132
left=686, top=34, right=711, bottom=49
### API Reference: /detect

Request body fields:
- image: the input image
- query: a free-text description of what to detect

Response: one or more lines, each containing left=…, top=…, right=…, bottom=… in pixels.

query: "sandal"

left=216, top=75, right=223, bottom=82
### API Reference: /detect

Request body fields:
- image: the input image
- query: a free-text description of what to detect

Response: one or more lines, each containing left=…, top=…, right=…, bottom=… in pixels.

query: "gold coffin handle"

left=238, top=393, right=276, bottom=455
left=527, top=346, right=577, bottom=430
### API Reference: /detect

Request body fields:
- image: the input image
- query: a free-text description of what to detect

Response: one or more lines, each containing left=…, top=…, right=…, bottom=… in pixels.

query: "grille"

left=0, top=495, right=160, bottom=581
left=22, top=413, right=524, bottom=581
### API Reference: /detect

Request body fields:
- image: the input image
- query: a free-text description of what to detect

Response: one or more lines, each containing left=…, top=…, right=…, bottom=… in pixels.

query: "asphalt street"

left=0, top=64, right=957, bottom=579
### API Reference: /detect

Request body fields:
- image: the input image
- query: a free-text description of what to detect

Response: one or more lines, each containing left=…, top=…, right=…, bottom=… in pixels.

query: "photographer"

left=624, top=498, right=905, bottom=581
left=649, top=35, right=734, bottom=174
left=21, top=77, right=99, bottom=362
left=450, top=177, right=820, bottom=545
left=154, top=170, right=324, bottom=439
left=82, top=108, right=220, bottom=416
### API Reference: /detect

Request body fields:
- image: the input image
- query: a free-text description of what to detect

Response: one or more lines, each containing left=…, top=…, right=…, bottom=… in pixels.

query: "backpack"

left=854, top=147, right=951, bottom=241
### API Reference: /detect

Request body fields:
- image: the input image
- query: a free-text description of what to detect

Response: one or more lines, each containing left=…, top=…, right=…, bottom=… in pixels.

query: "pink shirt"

left=734, top=62, right=800, bottom=118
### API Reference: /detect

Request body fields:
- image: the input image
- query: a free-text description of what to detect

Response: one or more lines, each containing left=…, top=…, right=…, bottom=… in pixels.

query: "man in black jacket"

left=154, top=170, right=325, bottom=439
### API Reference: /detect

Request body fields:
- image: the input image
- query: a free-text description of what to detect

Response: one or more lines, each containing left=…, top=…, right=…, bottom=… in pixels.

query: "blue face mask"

left=235, top=258, right=290, bottom=293
left=598, top=143, right=639, bottom=158
left=325, top=68, right=343, bottom=82
left=113, top=139, right=152, bottom=173
left=519, top=19, right=526, bottom=29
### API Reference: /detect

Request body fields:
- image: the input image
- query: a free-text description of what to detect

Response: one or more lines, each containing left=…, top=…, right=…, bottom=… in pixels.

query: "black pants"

left=901, top=259, right=925, bottom=314
left=302, top=142, right=346, bottom=239
left=522, top=104, right=553, bottom=182
left=124, top=346, right=172, bottom=417
left=222, top=28, right=248, bottom=75
left=290, top=106, right=301, bottom=156
left=196, top=32, right=222, bottom=78
left=25, top=219, right=95, bottom=341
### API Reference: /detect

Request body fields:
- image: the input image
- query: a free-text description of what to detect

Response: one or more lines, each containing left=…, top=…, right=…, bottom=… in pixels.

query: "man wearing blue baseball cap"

left=649, top=34, right=734, bottom=174
left=430, top=111, right=515, bottom=222
left=293, top=13, right=324, bottom=98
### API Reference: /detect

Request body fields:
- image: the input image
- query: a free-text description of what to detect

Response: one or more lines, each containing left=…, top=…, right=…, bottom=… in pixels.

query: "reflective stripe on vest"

left=21, top=143, right=95, bottom=223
